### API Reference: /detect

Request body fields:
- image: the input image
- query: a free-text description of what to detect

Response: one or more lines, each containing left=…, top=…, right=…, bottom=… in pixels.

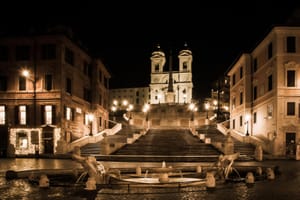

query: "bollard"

left=256, top=166, right=263, bottom=176
left=196, top=165, right=202, bottom=173
left=136, top=166, right=142, bottom=176
left=39, top=174, right=49, bottom=188
left=255, top=145, right=263, bottom=161
left=266, top=168, right=275, bottom=180
left=245, top=172, right=255, bottom=184
left=205, top=172, right=216, bottom=189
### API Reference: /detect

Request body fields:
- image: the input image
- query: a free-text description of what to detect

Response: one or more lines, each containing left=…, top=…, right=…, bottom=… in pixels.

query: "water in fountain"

left=144, top=170, right=148, bottom=178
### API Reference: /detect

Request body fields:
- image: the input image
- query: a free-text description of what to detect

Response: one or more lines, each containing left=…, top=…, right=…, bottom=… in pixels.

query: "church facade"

left=149, top=44, right=193, bottom=104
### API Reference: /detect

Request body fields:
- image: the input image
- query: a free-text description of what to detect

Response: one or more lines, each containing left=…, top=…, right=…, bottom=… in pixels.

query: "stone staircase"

left=80, top=124, right=258, bottom=162
left=197, top=125, right=257, bottom=160
left=113, top=129, right=222, bottom=156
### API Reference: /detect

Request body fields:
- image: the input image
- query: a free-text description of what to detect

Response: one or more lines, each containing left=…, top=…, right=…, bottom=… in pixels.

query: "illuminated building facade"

left=228, top=26, right=300, bottom=156
left=109, top=87, right=150, bottom=111
left=149, top=44, right=193, bottom=104
left=0, top=28, right=110, bottom=157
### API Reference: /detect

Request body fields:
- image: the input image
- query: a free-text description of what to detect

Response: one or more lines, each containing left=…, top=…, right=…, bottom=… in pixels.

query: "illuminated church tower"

left=149, top=43, right=193, bottom=104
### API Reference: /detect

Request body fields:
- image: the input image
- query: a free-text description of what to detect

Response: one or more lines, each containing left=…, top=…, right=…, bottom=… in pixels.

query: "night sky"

left=0, top=1, right=299, bottom=98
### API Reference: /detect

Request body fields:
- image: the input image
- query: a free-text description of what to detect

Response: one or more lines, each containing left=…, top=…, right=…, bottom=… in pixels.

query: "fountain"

left=71, top=146, right=107, bottom=190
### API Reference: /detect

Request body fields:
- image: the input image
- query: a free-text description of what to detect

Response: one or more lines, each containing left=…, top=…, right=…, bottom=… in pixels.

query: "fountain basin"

left=123, top=177, right=204, bottom=184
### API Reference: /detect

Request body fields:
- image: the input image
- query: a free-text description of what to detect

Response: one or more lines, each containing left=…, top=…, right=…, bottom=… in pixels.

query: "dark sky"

left=1, top=1, right=299, bottom=98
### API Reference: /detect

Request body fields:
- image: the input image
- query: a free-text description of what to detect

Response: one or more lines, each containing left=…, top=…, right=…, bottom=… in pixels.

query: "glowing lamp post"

left=204, top=102, right=210, bottom=125
left=245, top=114, right=250, bottom=136
left=143, top=103, right=150, bottom=121
left=188, top=103, right=196, bottom=121
left=88, top=113, right=94, bottom=136
left=22, top=69, right=38, bottom=155
left=205, top=102, right=210, bottom=119
left=111, top=105, right=117, bottom=121
left=127, top=104, right=133, bottom=120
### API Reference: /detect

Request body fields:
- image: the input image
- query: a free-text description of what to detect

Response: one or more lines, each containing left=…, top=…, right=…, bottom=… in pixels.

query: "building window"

left=0, top=75, right=7, bottom=91
left=99, top=94, right=102, bottom=106
left=65, top=107, right=72, bottom=120
left=253, top=112, right=257, bottom=124
left=253, top=58, right=257, bottom=72
left=287, top=70, right=295, bottom=87
left=84, top=113, right=89, bottom=125
left=41, top=105, right=56, bottom=125
left=98, top=69, right=103, bottom=83
left=268, top=42, right=273, bottom=59
left=232, top=74, right=236, bottom=85
left=0, top=105, right=5, bottom=125
left=99, top=116, right=102, bottom=127
left=183, top=62, right=188, bottom=70
left=0, top=45, right=9, bottom=61
left=65, top=47, right=74, bottom=65
left=239, top=92, right=243, bottom=105
left=45, top=105, right=52, bottom=124
left=267, top=104, right=273, bottom=118
left=268, top=74, right=273, bottom=91
left=287, top=36, right=296, bottom=53
left=232, top=119, right=235, bottom=129
left=19, top=76, right=26, bottom=91
left=45, top=74, right=52, bottom=90
left=19, top=105, right=27, bottom=125
left=287, top=102, right=295, bottom=116
left=16, top=45, right=30, bottom=61
left=239, top=115, right=243, bottom=127
left=84, top=88, right=91, bottom=102
left=240, top=66, right=243, bottom=79
left=41, top=44, right=56, bottom=60
left=253, top=86, right=257, bottom=100
left=66, top=78, right=72, bottom=94
left=232, top=97, right=236, bottom=110
left=155, top=64, right=159, bottom=72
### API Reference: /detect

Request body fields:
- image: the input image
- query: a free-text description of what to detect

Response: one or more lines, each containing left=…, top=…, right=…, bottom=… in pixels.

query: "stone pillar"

left=254, top=145, right=263, bottom=161
left=136, top=166, right=142, bottom=176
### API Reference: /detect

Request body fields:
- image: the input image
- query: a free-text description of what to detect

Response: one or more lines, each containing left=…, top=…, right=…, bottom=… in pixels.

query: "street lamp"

left=111, top=105, right=117, bottom=121
left=127, top=104, right=133, bottom=120
left=205, top=102, right=210, bottom=119
left=245, top=114, right=250, bottom=136
left=88, top=113, right=94, bottom=136
left=22, top=69, right=38, bottom=155
left=21, top=69, right=37, bottom=126
left=188, top=103, right=196, bottom=121
left=143, top=103, right=150, bottom=121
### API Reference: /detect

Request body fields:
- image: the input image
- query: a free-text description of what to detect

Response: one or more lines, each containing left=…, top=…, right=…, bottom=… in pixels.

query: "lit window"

left=66, top=107, right=71, bottom=120
left=19, top=105, right=26, bottom=125
left=267, top=104, right=273, bottom=119
left=0, top=106, right=5, bottom=124
left=17, top=132, right=28, bottom=149
left=45, top=105, right=52, bottom=124
left=85, top=113, right=89, bottom=125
